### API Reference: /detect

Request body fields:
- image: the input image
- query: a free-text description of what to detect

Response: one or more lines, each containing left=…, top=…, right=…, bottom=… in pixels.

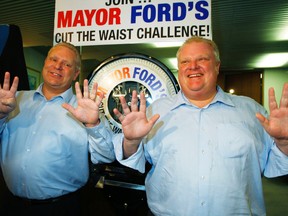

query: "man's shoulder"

left=151, top=94, right=178, bottom=108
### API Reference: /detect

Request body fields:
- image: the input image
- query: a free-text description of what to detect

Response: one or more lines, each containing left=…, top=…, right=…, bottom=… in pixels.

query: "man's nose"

left=54, top=61, right=63, bottom=70
left=188, top=60, right=199, bottom=70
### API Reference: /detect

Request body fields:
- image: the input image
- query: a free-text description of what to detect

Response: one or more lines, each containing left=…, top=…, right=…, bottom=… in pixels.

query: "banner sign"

left=54, top=0, right=211, bottom=46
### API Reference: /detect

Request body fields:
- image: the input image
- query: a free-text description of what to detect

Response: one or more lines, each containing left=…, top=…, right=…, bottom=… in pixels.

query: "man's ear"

left=73, top=70, right=80, bottom=81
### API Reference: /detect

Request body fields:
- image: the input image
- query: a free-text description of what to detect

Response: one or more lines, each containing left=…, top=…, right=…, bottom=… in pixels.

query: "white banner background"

left=54, top=0, right=211, bottom=46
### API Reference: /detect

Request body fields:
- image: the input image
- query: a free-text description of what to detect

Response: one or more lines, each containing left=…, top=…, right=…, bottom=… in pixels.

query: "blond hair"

left=176, top=36, right=220, bottom=63
left=48, top=42, right=81, bottom=71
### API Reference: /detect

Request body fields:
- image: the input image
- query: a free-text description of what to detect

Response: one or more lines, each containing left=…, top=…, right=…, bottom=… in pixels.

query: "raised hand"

left=0, top=72, right=19, bottom=119
left=256, top=83, right=288, bottom=154
left=113, top=90, right=159, bottom=157
left=62, top=79, right=104, bottom=127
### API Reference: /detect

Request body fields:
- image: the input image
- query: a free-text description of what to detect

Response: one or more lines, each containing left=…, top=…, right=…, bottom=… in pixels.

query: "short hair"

left=176, top=36, right=220, bottom=63
left=48, top=42, right=81, bottom=71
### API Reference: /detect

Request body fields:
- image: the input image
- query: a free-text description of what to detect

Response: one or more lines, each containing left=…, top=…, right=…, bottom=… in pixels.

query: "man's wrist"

left=85, top=119, right=100, bottom=128
left=123, top=138, right=141, bottom=159
left=275, top=139, right=288, bottom=156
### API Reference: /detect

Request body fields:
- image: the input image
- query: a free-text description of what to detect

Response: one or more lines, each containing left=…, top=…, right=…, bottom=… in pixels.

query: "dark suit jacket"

left=0, top=24, right=30, bottom=90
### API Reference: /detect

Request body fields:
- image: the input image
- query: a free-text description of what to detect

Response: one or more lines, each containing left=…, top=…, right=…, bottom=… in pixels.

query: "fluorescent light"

left=152, top=42, right=182, bottom=48
left=277, top=28, right=288, bottom=41
left=255, top=53, right=288, bottom=68
left=275, top=28, right=288, bottom=41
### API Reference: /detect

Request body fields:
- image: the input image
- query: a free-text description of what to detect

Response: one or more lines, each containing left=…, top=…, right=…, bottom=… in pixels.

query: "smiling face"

left=42, top=44, right=80, bottom=98
left=177, top=39, right=220, bottom=105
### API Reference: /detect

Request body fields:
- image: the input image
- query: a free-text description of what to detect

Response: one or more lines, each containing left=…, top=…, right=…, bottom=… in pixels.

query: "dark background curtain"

left=0, top=24, right=30, bottom=90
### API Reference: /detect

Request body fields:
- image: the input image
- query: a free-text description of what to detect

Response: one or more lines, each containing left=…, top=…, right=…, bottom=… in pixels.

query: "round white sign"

left=88, top=53, right=179, bottom=133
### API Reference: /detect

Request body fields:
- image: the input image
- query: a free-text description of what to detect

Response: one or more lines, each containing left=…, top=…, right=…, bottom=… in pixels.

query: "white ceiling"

left=1, top=0, right=288, bottom=73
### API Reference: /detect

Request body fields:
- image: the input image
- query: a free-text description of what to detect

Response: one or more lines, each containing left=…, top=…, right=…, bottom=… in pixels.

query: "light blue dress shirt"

left=113, top=86, right=288, bottom=216
left=0, top=84, right=115, bottom=199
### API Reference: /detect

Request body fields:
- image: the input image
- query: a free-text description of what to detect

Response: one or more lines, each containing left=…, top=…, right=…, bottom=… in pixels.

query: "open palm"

left=62, top=80, right=103, bottom=126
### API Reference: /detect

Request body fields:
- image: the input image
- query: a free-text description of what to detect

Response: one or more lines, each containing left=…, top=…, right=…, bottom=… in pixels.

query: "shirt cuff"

left=86, top=118, right=110, bottom=137
left=264, top=143, right=288, bottom=177
left=113, top=134, right=146, bottom=173
left=87, top=116, right=115, bottom=164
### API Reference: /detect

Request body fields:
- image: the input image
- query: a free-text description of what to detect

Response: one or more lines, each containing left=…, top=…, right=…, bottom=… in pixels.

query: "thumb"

left=256, top=112, right=266, bottom=124
left=256, top=112, right=269, bottom=131
left=62, top=103, right=74, bottom=114
left=148, top=114, right=160, bottom=127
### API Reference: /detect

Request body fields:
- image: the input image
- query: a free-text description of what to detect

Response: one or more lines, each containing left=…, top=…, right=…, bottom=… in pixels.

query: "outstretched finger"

left=279, top=82, right=288, bottom=108
left=62, top=103, right=75, bottom=114
left=83, top=79, right=89, bottom=98
left=95, top=91, right=104, bottom=107
left=75, top=82, right=82, bottom=100
left=1, top=72, right=11, bottom=90
left=10, top=76, right=19, bottom=94
left=148, top=114, right=160, bottom=127
left=139, top=91, right=147, bottom=113
left=256, top=112, right=269, bottom=131
left=130, top=90, right=139, bottom=112
left=113, top=108, right=125, bottom=122
left=268, top=87, right=278, bottom=112
left=120, top=96, right=130, bottom=115
left=90, top=82, right=98, bottom=101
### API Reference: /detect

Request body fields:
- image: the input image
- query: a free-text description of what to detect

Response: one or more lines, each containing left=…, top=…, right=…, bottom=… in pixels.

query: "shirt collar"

left=170, top=86, right=235, bottom=110
left=212, top=86, right=235, bottom=107
left=34, top=83, right=74, bottom=103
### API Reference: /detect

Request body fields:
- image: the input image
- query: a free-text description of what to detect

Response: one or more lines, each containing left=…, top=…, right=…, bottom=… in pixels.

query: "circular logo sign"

left=88, top=53, right=179, bottom=133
